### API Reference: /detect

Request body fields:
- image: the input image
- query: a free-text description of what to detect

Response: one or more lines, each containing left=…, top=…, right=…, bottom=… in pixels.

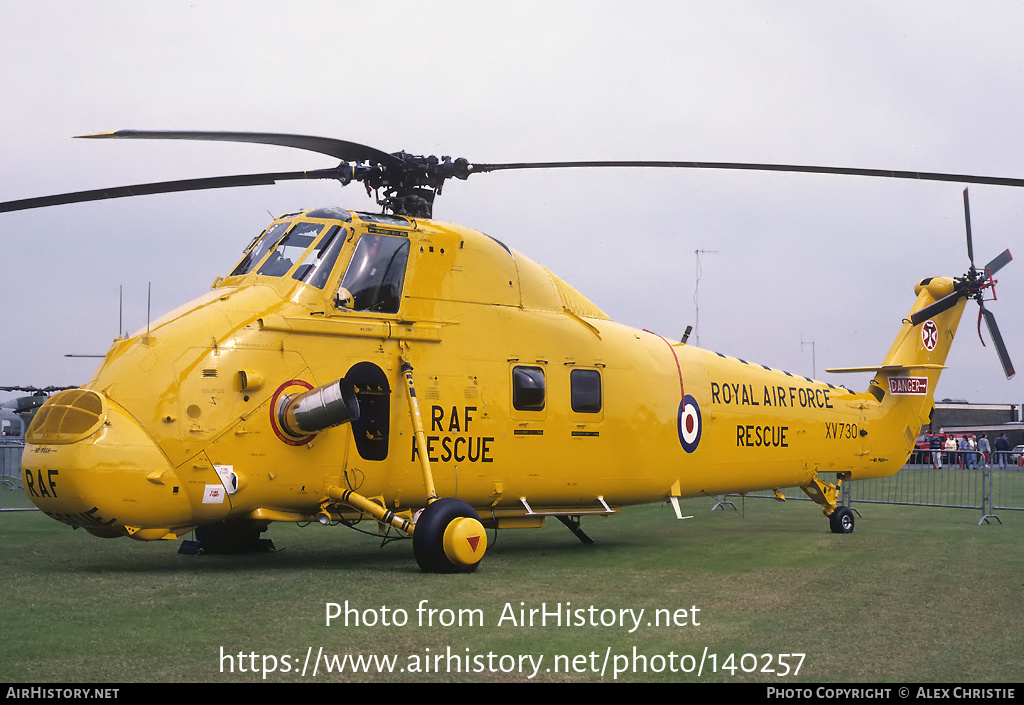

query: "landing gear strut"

left=556, top=515, right=595, bottom=544
left=401, top=354, right=488, bottom=572
left=802, top=471, right=857, bottom=535
left=324, top=354, right=489, bottom=573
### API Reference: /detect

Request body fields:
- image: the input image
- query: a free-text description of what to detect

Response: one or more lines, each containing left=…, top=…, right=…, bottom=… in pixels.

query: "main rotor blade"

left=0, top=385, right=75, bottom=393
left=985, top=248, right=1013, bottom=275
left=78, top=130, right=402, bottom=168
left=963, top=188, right=975, bottom=267
left=0, top=168, right=342, bottom=213
left=980, top=305, right=1015, bottom=379
left=471, top=160, right=1024, bottom=189
left=909, top=292, right=963, bottom=326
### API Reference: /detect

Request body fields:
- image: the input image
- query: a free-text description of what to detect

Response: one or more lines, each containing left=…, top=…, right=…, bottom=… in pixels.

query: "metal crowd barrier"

left=0, top=439, right=36, bottom=511
left=721, top=450, right=1023, bottom=525
left=3, top=444, right=1022, bottom=520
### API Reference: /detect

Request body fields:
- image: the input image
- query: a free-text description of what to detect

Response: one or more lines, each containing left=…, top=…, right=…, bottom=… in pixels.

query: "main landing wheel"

left=829, top=506, right=855, bottom=534
left=413, top=498, right=488, bottom=573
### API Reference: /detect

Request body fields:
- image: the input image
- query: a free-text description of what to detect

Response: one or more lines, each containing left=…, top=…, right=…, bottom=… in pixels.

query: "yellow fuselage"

left=20, top=209, right=960, bottom=541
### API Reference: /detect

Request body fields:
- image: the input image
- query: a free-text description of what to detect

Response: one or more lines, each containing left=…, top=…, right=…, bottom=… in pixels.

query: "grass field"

left=1, top=498, right=1021, bottom=684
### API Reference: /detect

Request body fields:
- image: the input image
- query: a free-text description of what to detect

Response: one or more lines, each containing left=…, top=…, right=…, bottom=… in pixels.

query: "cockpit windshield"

left=227, top=219, right=410, bottom=308
left=229, top=221, right=290, bottom=277
left=257, top=222, right=325, bottom=276
left=337, top=233, right=410, bottom=314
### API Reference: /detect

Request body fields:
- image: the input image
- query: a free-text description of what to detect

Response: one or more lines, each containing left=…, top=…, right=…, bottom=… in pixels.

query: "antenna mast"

left=801, top=334, right=817, bottom=379
left=693, top=249, right=719, bottom=347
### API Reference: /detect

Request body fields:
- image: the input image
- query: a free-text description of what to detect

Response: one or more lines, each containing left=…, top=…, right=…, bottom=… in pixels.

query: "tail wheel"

left=829, top=506, right=855, bottom=534
left=413, top=498, right=488, bottom=573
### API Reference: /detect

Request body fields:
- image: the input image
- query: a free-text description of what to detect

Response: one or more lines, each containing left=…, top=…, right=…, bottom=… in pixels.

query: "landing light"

left=236, top=370, right=265, bottom=392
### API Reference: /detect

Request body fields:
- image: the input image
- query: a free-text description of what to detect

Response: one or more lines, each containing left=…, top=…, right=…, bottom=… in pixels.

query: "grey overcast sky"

left=2, top=1, right=1023, bottom=409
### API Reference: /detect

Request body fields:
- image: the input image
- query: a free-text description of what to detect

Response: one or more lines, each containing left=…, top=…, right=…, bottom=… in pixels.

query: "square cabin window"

left=512, top=366, right=546, bottom=411
left=570, top=369, right=602, bottom=413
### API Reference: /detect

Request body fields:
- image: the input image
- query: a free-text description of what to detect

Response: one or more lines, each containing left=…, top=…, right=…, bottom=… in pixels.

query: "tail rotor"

left=909, top=188, right=1014, bottom=378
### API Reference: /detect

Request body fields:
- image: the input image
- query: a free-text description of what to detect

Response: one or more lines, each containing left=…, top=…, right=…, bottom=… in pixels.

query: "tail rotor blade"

left=980, top=305, right=1015, bottom=379
left=963, top=188, right=975, bottom=268
left=984, top=248, right=1012, bottom=276
left=909, top=292, right=963, bottom=326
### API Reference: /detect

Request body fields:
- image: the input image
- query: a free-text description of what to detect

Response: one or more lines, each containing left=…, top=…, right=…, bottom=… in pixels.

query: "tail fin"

left=870, top=277, right=966, bottom=407
left=827, top=277, right=968, bottom=447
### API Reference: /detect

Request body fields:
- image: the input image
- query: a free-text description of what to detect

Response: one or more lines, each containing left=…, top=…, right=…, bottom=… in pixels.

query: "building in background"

left=927, top=401, right=1023, bottom=448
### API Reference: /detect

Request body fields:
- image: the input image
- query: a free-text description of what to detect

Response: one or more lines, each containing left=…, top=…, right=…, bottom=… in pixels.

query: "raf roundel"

left=677, top=395, right=702, bottom=453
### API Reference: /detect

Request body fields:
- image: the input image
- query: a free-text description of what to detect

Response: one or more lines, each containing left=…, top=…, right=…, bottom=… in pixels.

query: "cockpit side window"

left=230, top=221, right=290, bottom=276
left=336, top=233, right=410, bottom=314
left=257, top=222, right=324, bottom=277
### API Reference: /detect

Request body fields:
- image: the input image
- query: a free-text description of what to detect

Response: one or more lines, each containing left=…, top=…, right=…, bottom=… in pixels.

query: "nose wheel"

left=413, top=498, right=488, bottom=573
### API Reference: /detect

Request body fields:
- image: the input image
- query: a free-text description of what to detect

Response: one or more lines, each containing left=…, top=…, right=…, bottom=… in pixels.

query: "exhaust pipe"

left=277, top=378, right=360, bottom=437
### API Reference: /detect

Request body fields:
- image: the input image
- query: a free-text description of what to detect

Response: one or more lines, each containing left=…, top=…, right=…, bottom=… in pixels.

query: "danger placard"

left=888, top=377, right=928, bottom=395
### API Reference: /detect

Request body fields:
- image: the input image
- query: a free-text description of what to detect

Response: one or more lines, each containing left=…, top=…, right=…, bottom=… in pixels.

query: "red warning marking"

left=269, top=379, right=316, bottom=446
left=467, top=536, right=480, bottom=552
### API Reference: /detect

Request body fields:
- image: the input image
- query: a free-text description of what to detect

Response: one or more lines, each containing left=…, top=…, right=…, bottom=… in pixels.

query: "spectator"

left=958, top=436, right=971, bottom=468
left=978, top=434, right=991, bottom=467
left=930, top=434, right=944, bottom=469
left=945, top=434, right=958, bottom=466
left=995, top=433, right=1011, bottom=469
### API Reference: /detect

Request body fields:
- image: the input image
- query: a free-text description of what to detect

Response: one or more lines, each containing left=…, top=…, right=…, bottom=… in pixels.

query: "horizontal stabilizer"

left=825, top=364, right=947, bottom=374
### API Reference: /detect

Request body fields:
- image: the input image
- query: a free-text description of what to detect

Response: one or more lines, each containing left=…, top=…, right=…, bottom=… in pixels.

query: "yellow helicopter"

left=1, top=131, right=1015, bottom=572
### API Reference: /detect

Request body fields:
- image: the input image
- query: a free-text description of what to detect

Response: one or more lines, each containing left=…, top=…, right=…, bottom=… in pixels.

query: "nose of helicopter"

left=22, top=389, right=204, bottom=539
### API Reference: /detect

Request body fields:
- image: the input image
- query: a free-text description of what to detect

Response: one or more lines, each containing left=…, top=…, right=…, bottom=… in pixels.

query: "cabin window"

left=292, top=225, right=343, bottom=289
left=512, top=366, right=546, bottom=411
left=336, top=233, right=410, bottom=314
left=257, top=222, right=325, bottom=277
left=229, top=221, right=291, bottom=276
left=570, top=369, right=602, bottom=413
